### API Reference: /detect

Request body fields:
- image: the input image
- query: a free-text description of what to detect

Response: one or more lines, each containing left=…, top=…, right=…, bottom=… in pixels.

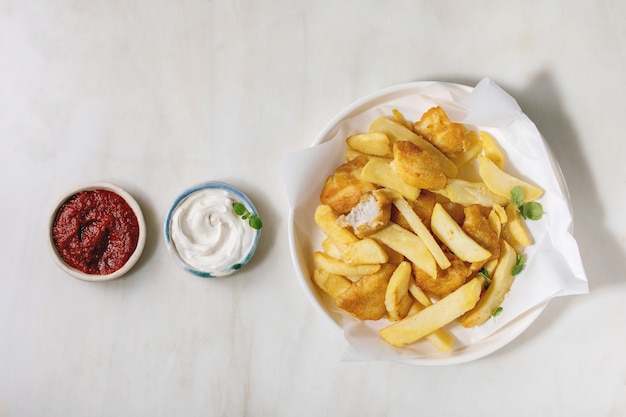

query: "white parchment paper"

left=282, top=78, right=588, bottom=363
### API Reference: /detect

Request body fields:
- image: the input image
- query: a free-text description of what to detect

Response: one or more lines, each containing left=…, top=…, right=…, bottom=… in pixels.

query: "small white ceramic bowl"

left=48, top=182, right=146, bottom=282
left=164, top=181, right=261, bottom=278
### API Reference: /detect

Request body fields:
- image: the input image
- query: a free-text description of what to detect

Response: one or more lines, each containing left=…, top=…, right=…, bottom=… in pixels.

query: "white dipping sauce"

left=170, top=188, right=256, bottom=275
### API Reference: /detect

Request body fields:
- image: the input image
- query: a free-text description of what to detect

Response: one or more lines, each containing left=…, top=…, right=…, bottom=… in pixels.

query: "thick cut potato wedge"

left=407, top=283, right=455, bottom=352
left=314, top=204, right=359, bottom=245
left=380, top=277, right=482, bottom=347
left=460, top=240, right=517, bottom=327
left=479, top=131, right=505, bottom=169
left=478, top=156, right=543, bottom=201
left=392, top=197, right=451, bottom=270
left=313, top=251, right=380, bottom=277
left=430, top=203, right=492, bottom=263
left=385, top=261, right=414, bottom=321
left=361, top=157, right=420, bottom=201
left=346, top=132, right=392, bottom=157
left=342, top=238, right=389, bottom=265
left=370, top=222, right=437, bottom=279
left=503, top=203, right=532, bottom=247
left=445, top=178, right=510, bottom=207
left=369, top=116, right=458, bottom=178
left=312, top=268, right=352, bottom=298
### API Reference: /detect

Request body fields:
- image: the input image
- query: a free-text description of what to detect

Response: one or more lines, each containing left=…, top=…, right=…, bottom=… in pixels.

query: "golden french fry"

left=342, top=238, right=389, bottom=265
left=392, top=109, right=413, bottom=129
left=313, top=252, right=380, bottom=277
left=370, top=222, right=437, bottom=279
left=478, top=155, right=543, bottom=201
left=430, top=203, right=492, bottom=263
left=345, top=147, right=370, bottom=162
left=392, top=197, right=451, bottom=270
left=312, top=268, right=352, bottom=298
left=321, top=237, right=345, bottom=259
left=460, top=241, right=517, bottom=327
left=346, top=132, right=392, bottom=157
left=405, top=302, right=455, bottom=352
left=488, top=209, right=502, bottom=238
left=380, top=277, right=482, bottom=347
left=503, top=204, right=532, bottom=247
left=407, top=284, right=455, bottom=352
left=408, top=281, right=432, bottom=307
left=385, top=261, right=414, bottom=321
left=445, top=178, right=510, bottom=207
left=314, top=204, right=359, bottom=245
left=479, top=131, right=505, bottom=169
left=361, top=157, right=420, bottom=201
left=369, top=116, right=458, bottom=178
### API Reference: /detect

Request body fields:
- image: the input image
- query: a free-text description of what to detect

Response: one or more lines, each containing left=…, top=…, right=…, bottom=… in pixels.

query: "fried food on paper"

left=413, top=106, right=469, bottom=157
left=337, top=190, right=391, bottom=238
left=310, top=105, right=545, bottom=351
left=335, top=264, right=395, bottom=320
left=320, top=156, right=376, bottom=214
left=413, top=250, right=469, bottom=297
left=390, top=141, right=447, bottom=190
left=380, top=277, right=482, bottom=348
left=462, top=205, right=501, bottom=261
left=460, top=240, right=517, bottom=327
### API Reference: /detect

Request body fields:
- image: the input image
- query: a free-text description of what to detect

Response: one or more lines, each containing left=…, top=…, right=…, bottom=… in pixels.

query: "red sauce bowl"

left=48, top=182, right=146, bottom=281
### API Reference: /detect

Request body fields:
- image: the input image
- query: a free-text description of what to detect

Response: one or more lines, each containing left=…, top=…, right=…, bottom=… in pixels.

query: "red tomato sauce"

left=52, top=189, right=140, bottom=275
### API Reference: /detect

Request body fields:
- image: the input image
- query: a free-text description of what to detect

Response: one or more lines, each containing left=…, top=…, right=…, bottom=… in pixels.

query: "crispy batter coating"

left=320, top=156, right=377, bottom=214
left=391, top=141, right=447, bottom=190
left=462, top=205, right=500, bottom=261
left=413, top=250, right=470, bottom=297
left=335, top=264, right=396, bottom=320
left=413, top=106, right=469, bottom=157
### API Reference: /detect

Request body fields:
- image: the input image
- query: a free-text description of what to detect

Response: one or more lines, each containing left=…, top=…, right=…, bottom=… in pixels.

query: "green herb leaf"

left=478, top=267, right=491, bottom=289
left=248, top=215, right=263, bottom=230
left=519, top=201, right=544, bottom=220
left=492, top=306, right=503, bottom=317
left=232, top=202, right=247, bottom=216
left=512, top=254, right=526, bottom=276
left=233, top=202, right=263, bottom=230
left=510, top=186, right=524, bottom=207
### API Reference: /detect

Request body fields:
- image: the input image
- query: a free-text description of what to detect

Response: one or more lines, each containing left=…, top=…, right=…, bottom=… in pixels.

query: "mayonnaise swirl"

left=170, top=188, right=256, bottom=276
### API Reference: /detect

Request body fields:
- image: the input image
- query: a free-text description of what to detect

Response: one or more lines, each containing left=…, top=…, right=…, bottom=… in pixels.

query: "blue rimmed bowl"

left=164, top=181, right=262, bottom=277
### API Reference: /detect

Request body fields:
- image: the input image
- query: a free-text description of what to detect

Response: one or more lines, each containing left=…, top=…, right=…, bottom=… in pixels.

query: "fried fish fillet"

left=462, top=205, right=500, bottom=260
left=338, top=190, right=391, bottom=238
left=391, top=141, right=447, bottom=190
left=413, top=106, right=469, bottom=158
left=335, top=264, right=395, bottom=320
left=413, top=250, right=470, bottom=297
left=320, top=156, right=377, bottom=214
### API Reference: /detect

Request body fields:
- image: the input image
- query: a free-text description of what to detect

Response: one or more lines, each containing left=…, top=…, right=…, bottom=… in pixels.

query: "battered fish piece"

left=413, top=250, right=470, bottom=297
left=320, top=156, right=377, bottom=214
left=413, top=106, right=469, bottom=158
left=335, top=264, right=395, bottom=320
left=462, top=205, right=500, bottom=261
left=338, top=190, right=391, bottom=238
left=391, top=141, right=447, bottom=190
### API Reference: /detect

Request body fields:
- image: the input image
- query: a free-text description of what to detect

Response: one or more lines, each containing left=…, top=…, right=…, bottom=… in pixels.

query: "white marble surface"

left=1, top=1, right=624, bottom=416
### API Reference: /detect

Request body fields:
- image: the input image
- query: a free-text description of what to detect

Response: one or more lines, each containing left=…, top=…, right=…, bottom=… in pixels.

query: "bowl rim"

left=163, top=181, right=261, bottom=278
left=287, top=80, right=570, bottom=365
left=48, top=182, right=146, bottom=282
